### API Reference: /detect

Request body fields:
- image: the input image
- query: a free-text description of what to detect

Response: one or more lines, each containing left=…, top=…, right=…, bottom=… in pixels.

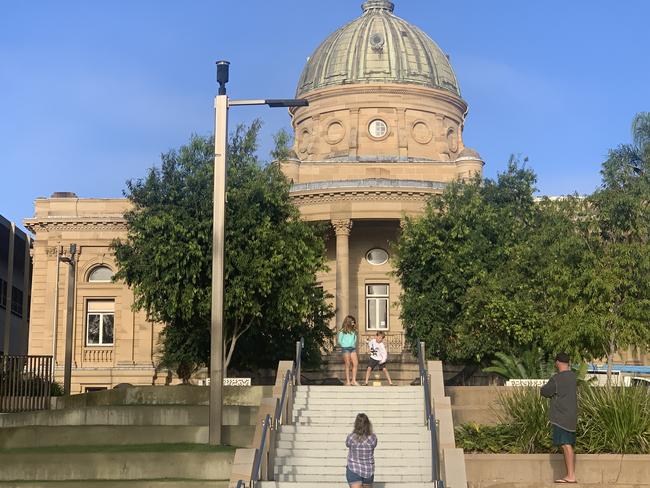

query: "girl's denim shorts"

left=346, top=466, right=374, bottom=484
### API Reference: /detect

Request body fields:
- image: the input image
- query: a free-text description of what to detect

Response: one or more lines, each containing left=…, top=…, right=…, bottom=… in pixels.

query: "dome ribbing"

left=296, top=1, right=460, bottom=97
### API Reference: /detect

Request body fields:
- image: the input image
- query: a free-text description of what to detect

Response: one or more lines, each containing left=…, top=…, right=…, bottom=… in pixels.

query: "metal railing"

left=0, top=355, right=53, bottom=413
left=235, top=480, right=245, bottom=488
left=250, top=338, right=303, bottom=487
left=358, top=332, right=404, bottom=355
left=417, top=342, right=444, bottom=488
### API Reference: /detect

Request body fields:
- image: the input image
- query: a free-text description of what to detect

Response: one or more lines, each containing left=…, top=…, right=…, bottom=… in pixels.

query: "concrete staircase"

left=304, top=353, right=420, bottom=385
left=258, top=385, right=439, bottom=488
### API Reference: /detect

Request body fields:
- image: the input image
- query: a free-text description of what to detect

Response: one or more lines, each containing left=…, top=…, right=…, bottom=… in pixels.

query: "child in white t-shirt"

left=363, top=331, right=394, bottom=386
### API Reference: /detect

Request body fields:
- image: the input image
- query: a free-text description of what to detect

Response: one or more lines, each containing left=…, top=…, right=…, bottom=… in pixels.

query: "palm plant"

left=484, top=348, right=555, bottom=380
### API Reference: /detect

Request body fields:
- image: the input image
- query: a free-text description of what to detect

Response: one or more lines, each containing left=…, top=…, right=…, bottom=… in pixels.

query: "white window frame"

left=87, top=265, right=114, bottom=283
left=368, top=119, right=388, bottom=139
left=86, top=301, right=115, bottom=346
left=366, top=284, right=389, bottom=331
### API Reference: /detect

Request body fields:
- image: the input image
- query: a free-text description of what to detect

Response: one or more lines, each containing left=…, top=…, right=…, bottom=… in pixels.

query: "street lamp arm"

left=228, top=99, right=309, bottom=108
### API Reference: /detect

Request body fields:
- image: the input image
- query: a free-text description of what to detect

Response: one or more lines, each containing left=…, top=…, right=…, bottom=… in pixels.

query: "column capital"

left=332, top=219, right=353, bottom=236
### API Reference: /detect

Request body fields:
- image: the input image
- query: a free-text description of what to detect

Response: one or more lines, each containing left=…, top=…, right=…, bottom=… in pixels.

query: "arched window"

left=87, top=265, right=114, bottom=283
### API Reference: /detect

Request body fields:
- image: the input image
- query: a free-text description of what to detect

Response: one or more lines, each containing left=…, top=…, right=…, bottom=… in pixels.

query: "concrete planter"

left=466, top=453, right=650, bottom=487
left=0, top=451, right=234, bottom=481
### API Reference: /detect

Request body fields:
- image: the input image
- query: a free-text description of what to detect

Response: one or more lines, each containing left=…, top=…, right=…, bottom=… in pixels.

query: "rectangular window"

left=0, top=279, right=6, bottom=309
left=366, top=284, right=389, bottom=330
left=86, top=300, right=115, bottom=346
left=11, top=286, right=23, bottom=317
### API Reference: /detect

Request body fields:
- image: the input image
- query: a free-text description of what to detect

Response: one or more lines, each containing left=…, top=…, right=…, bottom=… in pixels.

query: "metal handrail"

left=251, top=414, right=272, bottom=484
left=252, top=338, right=304, bottom=486
left=295, top=337, right=304, bottom=385
left=235, top=480, right=245, bottom=488
left=274, top=369, right=292, bottom=428
left=417, top=341, right=444, bottom=487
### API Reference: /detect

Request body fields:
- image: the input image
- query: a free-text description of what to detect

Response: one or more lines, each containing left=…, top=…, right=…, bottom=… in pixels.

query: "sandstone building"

left=25, top=0, right=484, bottom=391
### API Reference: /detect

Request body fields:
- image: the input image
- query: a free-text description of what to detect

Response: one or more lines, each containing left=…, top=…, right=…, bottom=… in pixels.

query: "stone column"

left=332, top=219, right=353, bottom=327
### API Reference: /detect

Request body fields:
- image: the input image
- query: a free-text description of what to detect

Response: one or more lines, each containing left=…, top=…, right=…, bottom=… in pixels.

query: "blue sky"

left=1, top=1, right=649, bottom=231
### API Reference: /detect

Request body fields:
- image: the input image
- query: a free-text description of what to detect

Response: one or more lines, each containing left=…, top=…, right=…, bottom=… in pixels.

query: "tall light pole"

left=60, top=243, right=77, bottom=395
left=209, top=61, right=308, bottom=446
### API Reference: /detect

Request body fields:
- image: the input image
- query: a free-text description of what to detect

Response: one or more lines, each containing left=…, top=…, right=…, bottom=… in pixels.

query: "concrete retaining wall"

left=0, top=405, right=257, bottom=428
left=0, top=451, right=234, bottom=481
left=446, top=386, right=504, bottom=426
left=466, top=454, right=650, bottom=487
left=0, top=425, right=255, bottom=449
left=51, top=385, right=273, bottom=409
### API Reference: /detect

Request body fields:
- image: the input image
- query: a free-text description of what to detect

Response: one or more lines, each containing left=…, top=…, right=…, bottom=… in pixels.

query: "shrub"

left=455, top=422, right=517, bottom=453
left=497, top=386, right=553, bottom=453
left=50, top=381, right=64, bottom=397
left=458, top=385, right=650, bottom=454
left=578, top=386, right=650, bottom=454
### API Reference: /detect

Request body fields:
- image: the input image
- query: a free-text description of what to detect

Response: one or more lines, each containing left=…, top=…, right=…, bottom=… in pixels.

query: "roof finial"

left=362, top=0, right=395, bottom=13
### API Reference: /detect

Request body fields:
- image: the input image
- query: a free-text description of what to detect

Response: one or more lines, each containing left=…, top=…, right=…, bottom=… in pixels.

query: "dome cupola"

left=296, top=0, right=460, bottom=97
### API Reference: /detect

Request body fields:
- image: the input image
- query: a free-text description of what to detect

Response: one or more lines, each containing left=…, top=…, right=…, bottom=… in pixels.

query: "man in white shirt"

left=363, top=331, right=394, bottom=386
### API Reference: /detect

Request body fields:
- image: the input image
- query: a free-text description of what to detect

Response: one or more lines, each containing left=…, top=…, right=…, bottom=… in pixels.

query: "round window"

left=366, top=248, right=389, bottom=266
left=368, top=119, right=388, bottom=139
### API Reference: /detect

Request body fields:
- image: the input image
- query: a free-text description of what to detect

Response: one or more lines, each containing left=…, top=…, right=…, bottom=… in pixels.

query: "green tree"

left=542, top=113, right=650, bottom=379
left=394, top=157, right=542, bottom=363
left=112, top=122, right=333, bottom=380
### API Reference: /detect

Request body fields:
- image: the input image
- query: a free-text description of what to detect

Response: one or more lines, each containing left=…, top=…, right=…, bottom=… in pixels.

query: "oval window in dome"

left=88, top=265, right=114, bottom=283
left=368, top=119, right=388, bottom=139
left=366, top=248, right=389, bottom=266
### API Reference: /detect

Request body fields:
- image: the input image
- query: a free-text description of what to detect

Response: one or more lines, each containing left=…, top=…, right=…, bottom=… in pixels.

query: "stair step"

left=296, top=386, right=422, bottom=392
left=275, top=466, right=429, bottom=476
left=292, top=414, right=421, bottom=423
left=274, top=456, right=429, bottom=466
left=278, top=432, right=428, bottom=442
left=291, top=402, right=422, bottom=411
left=276, top=440, right=430, bottom=450
left=279, top=425, right=425, bottom=434
left=274, top=474, right=429, bottom=482
left=275, top=449, right=429, bottom=460
left=293, top=397, right=422, bottom=405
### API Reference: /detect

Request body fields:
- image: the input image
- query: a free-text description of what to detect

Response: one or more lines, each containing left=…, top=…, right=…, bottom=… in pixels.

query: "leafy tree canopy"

left=112, top=122, right=333, bottom=380
left=396, top=113, right=650, bottom=370
left=394, top=157, right=541, bottom=363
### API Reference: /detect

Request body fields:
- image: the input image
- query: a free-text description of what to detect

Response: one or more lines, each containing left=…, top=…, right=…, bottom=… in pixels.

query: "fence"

left=0, top=355, right=53, bottom=413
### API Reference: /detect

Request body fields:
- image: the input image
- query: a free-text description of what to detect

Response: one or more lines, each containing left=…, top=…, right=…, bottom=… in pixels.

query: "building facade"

left=1, top=215, right=32, bottom=356
left=282, top=0, right=482, bottom=349
left=24, top=195, right=167, bottom=392
left=25, top=0, right=485, bottom=390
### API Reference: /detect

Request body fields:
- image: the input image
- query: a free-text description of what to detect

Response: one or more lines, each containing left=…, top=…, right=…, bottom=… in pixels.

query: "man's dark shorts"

left=367, top=358, right=386, bottom=371
left=552, top=424, right=576, bottom=446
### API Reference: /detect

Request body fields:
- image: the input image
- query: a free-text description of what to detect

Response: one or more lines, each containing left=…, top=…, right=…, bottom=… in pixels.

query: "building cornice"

left=290, top=186, right=442, bottom=206
left=24, top=217, right=127, bottom=233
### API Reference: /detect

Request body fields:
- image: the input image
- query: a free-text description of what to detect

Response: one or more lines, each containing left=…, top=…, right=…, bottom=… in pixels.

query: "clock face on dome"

left=370, top=33, right=385, bottom=52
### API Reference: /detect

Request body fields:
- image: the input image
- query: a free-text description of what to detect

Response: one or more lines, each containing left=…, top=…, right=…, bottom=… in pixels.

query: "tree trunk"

left=606, top=339, right=615, bottom=386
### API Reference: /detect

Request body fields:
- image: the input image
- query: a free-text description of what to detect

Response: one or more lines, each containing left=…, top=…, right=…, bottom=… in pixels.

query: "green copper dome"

left=296, top=0, right=460, bottom=97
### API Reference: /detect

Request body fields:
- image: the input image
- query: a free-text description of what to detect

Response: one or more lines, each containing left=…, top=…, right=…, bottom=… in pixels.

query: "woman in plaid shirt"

left=345, top=413, right=377, bottom=487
